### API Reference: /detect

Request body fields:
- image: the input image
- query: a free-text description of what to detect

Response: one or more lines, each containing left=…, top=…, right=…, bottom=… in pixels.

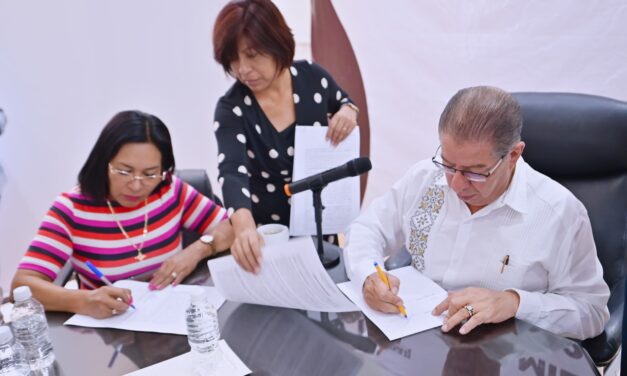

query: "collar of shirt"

left=433, top=157, right=529, bottom=215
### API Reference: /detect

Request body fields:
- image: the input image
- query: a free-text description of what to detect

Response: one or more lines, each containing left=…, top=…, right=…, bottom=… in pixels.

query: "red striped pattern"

left=18, top=176, right=227, bottom=289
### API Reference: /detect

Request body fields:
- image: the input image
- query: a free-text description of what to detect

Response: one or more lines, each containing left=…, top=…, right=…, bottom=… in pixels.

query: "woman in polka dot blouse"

left=212, top=0, right=359, bottom=273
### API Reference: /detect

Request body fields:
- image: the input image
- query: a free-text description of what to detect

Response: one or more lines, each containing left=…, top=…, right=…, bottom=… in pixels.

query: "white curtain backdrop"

left=332, top=0, right=627, bottom=204
left=0, top=0, right=309, bottom=291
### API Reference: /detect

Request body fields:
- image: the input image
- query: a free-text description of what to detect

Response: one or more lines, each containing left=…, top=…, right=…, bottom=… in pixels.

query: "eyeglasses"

left=108, top=163, right=165, bottom=184
left=431, top=146, right=505, bottom=182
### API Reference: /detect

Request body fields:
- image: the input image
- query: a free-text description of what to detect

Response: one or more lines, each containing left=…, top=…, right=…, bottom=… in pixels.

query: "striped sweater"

left=18, top=176, right=227, bottom=289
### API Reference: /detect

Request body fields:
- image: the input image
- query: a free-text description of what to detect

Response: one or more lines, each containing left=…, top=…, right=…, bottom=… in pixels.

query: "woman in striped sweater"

left=11, top=110, right=234, bottom=319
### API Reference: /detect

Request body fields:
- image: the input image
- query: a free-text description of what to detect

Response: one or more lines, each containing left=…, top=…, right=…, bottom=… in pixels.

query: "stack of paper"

left=289, top=126, right=361, bottom=236
left=124, top=340, right=250, bottom=376
left=337, top=266, right=447, bottom=340
left=64, top=280, right=225, bottom=335
left=208, top=237, right=356, bottom=312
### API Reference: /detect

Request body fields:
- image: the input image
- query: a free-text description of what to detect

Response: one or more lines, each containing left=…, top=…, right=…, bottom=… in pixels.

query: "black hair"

left=78, top=110, right=175, bottom=202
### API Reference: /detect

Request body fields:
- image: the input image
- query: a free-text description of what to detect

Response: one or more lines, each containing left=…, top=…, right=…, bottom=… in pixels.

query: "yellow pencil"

left=374, top=262, right=408, bottom=318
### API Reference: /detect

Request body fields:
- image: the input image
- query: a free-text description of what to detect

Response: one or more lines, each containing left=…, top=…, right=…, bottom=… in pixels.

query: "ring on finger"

left=112, top=308, right=118, bottom=315
left=464, top=304, right=474, bottom=317
left=171, top=271, right=178, bottom=279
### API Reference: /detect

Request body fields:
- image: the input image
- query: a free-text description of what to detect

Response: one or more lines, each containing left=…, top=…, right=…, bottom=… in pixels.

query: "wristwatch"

left=199, top=234, right=216, bottom=256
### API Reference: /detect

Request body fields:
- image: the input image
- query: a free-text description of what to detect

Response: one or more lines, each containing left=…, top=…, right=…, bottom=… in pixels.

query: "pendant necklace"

left=106, top=199, right=149, bottom=261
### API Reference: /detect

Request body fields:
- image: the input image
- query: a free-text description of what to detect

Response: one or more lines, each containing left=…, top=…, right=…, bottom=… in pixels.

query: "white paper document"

left=337, top=266, right=447, bottom=340
left=124, top=340, right=251, bottom=376
left=289, top=126, right=361, bottom=236
left=64, top=280, right=225, bottom=335
left=208, top=237, right=356, bottom=312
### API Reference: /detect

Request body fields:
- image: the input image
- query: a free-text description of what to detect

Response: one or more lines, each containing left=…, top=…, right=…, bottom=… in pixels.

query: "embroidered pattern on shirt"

left=408, top=171, right=445, bottom=271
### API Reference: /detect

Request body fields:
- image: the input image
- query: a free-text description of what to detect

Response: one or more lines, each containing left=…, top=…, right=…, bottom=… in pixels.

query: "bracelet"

left=342, top=102, right=360, bottom=115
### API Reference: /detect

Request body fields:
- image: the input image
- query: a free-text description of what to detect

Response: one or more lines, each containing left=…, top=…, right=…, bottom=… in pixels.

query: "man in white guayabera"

left=344, top=86, right=609, bottom=340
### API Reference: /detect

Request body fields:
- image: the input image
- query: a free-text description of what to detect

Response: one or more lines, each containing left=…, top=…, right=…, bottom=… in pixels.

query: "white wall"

left=332, top=0, right=627, bottom=205
left=2, top=1, right=626, bottom=292
left=0, top=0, right=310, bottom=292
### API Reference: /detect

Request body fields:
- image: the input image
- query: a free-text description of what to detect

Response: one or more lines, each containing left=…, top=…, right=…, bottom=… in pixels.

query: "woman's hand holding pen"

left=77, top=286, right=133, bottom=319
left=362, top=272, right=404, bottom=314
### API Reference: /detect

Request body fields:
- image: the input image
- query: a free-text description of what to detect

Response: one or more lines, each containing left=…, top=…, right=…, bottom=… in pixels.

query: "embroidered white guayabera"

left=408, top=171, right=445, bottom=271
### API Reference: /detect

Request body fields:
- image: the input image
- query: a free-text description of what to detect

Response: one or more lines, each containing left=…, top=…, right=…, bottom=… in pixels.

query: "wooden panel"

left=311, top=0, right=370, bottom=202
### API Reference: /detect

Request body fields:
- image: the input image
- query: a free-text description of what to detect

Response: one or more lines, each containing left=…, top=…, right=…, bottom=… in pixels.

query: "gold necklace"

left=106, top=199, right=149, bottom=261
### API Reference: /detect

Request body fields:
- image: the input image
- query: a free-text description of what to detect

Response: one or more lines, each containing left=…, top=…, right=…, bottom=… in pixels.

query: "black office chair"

left=175, top=169, right=223, bottom=248
left=513, top=92, right=627, bottom=368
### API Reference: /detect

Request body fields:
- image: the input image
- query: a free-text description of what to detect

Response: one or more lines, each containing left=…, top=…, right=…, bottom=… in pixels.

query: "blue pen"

left=85, top=260, right=136, bottom=310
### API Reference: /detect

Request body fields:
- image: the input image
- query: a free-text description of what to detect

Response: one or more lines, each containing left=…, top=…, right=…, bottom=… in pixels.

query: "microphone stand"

left=310, top=184, right=340, bottom=269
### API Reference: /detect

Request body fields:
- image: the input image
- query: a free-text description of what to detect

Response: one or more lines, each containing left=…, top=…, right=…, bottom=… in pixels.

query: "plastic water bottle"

left=186, top=291, right=220, bottom=355
left=10, top=286, right=55, bottom=371
left=0, top=325, right=29, bottom=375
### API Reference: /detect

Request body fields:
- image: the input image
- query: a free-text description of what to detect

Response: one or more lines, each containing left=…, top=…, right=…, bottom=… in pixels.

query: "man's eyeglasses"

left=431, top=146, right=505, bottom=183
left=108, top=164, right=165, bottom=184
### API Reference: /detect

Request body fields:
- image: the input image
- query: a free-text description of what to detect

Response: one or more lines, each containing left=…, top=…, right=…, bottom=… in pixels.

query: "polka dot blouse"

left=213, top=60, right=353, bottom=227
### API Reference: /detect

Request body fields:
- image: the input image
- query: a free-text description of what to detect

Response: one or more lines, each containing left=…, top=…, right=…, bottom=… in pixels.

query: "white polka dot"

left=341, top=98, right=349, bottom=103
left=232, top=106, right=243, bottom=117
left=321, top=77, right=328, bottom=89
left=290, top=66, right=298, bottom=76
left=238, top=165, right=248, bottom=174
left=247, top=172, right=252, bottom=177
left=218, top=177, right=224, bottom=186
left=287, top=146, right=294, bottom=156
left=336, top=90, right=341, bottom=101
left=269, top=149, right=279, bottom=159
left=218, top=153, right=225, bottom=163
left=213, top=121, right=220, bottom=131
left=293, top=93, right=300, bottom=104
left=241, top=188, right=250, bottom=198
left=227, top=207, right=234, bottom=216
left=283, top=177, right=291, bottom=182
left=313, top=121, right=321, bottom=127
left=255, top=124, right=262, bottom=134
left=271, top=214, right=280, bottom=221
left=247, top=149, right=255, bottom=159
left=251, top=194, right=259, bottom=204
left=236, top=134, right=246, bottom=144
left=261, top=171, right=270, bottom=179
left=244, top=95, right=252, bottom=106
left=280, top=170, right=289, bottom=176
left=314, top=93, right=322, bottom=103
left=266, top=184, right=276, bottom=192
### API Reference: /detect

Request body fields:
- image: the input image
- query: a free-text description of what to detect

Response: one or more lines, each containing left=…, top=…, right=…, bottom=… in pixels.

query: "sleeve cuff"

left=351, top=258, right=384, bottom=290
left=508, top=288, right=542, bottom=323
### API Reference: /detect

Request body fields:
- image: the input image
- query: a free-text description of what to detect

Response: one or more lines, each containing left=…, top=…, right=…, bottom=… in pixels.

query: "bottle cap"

left=13, top=286, right=32, bottom=302
left=0, top=325, right=13, bottom=344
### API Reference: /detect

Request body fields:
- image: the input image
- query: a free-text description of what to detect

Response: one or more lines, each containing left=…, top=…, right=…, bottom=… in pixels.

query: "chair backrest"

left=513, top=92, right=627, bottom=291
left=175, top=169, right=222, bottom=248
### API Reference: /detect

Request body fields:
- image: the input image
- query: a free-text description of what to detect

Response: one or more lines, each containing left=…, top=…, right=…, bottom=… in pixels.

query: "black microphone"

left=284, top=157, right=372, bottom=196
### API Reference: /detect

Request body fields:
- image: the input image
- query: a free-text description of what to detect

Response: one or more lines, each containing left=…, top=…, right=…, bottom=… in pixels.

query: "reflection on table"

left=43, top=246, right=597, bottom=376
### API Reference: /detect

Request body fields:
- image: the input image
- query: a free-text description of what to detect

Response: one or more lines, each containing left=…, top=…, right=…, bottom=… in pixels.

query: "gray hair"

left=438, top=86, right=522, bottom=157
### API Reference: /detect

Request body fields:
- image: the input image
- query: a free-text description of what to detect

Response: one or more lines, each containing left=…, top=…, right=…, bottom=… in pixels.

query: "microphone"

left=284, top=157, right=372, bottom=197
